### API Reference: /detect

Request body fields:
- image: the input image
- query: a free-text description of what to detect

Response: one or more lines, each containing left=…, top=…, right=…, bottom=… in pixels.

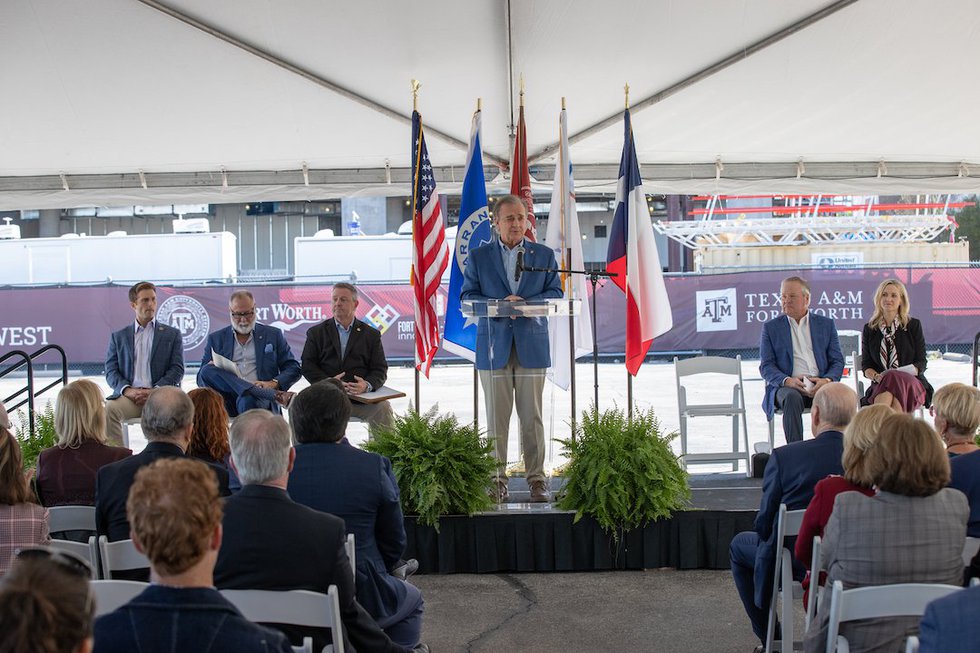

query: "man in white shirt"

left=104, top=282, right=184, bottom=446
left=759, top=276, right=845, bottom=443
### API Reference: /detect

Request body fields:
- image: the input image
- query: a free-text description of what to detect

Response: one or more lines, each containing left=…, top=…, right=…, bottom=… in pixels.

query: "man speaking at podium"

left=461, top=194, right=562, bottom=503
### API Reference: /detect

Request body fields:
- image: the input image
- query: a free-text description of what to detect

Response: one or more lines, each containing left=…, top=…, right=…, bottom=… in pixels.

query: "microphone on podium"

left=515, top=246, right=525, bottom=283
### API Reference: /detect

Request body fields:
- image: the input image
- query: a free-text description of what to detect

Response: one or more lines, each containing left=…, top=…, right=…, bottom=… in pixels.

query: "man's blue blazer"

left=759, top=312, right=844, bottom=419
left=104, top=322, right=184, bottom=399
left=460, top=239, right=562, bottom=370
left=918, top=584, right=980, bottom=653
left=196, top=323, right=301, bottom=390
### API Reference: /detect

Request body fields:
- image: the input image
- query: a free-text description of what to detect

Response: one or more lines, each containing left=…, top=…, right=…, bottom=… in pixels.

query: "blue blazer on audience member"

left=287, top=440, right=407, bottom=625
left=759, top=312, right=844, bottom=419
left=104, top=322, right=184, bottom=399
left=460, top=239, right=563, bottom=370
left=753, top=430, right=845, bottom=608
left=949, top=449, right=980, bottom=537
left=197, top=323, right=301, bottom=390
left=917, top=583, right=980, bottom=653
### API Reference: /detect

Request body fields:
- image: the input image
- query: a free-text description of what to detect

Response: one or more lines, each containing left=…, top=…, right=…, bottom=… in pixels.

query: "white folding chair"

left=221, top=587, right=345, bottom=653
left=805, top=534, right=822, bottom=632
left=344, top=533, right=356, bottom=585
left=674, top=355, right=751, bottom=476
left=824, top=580, right=962, bottom=653
left=121, top=417, right=141, bottom=448
left=904, top=635, right=919, bottom=653
left=98, top=536, right=149, bottom=579
left=850, top=351, right=866, bottom=398
left=292, top=638, right=314, bottom=653
left=90, top=580, right=149, bottom=616
left=50, top=536, right=99, bottom=579
left=768, top=406, right=812, bottom=448
left=765, top=504, right=807, bottom=653
left=962, top=536, right=980, bottom=566
left=47, top=505, right=97, bottom=533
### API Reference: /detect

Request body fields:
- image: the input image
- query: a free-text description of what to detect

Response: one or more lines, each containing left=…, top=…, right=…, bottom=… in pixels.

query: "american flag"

left=411, top=110, right=449, bottom=376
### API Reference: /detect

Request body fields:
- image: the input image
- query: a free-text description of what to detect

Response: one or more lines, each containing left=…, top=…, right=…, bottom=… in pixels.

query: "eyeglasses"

left=16, top=546, right=93, bottom=578
left=230, top=310, right=255, bottom=319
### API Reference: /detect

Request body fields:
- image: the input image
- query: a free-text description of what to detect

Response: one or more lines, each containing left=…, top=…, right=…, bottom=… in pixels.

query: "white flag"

left=544, top=107, right=592, bottom=390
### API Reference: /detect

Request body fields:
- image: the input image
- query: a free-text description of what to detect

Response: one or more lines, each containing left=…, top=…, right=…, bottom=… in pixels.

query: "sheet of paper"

left=895, top=364, right=918, bottom=376
left=210, top=350, right=241, bottom=377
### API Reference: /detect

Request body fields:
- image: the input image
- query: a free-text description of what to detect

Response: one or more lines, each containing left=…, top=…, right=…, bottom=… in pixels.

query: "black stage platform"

left=405, top=473, right=763, bottom=574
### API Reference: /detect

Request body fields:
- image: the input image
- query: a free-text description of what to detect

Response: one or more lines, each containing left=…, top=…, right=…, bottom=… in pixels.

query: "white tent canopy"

left=4, top=0, right=980, bottom=210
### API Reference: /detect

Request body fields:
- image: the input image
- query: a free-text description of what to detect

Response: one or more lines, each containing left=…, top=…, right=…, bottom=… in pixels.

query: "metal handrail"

left=0, top=344, right=69, bottom=437
left=974, top=332, right=980, bottom=388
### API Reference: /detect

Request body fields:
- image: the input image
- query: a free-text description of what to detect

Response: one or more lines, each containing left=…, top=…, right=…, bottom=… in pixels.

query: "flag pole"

left=412, top=78, right=421, bottom=409
left=474, top=96, right=482, bottom=432
left=560, top=97, right=578, bottom=435
left=624, top=83, right=632, bottom=422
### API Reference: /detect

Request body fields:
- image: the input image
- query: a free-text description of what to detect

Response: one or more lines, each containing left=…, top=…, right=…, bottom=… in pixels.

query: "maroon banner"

left=1, top=267, right=978, bottom=367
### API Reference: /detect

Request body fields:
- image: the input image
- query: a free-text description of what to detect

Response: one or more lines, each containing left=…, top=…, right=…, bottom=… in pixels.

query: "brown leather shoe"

left=528, top=480, right=551, bottom=503
left=490, top=479, right=509, bottom=502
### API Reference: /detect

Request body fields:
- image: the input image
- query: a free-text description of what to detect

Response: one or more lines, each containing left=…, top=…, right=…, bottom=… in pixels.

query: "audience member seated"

left=188, top=388, right=240, bottom=492
left=804, top=413, right=968, bottom=653
left=942, top=383, right=980, bottom=538
left=861, top=278, right=932, bottom=412
left=287, top=379, right=424, bottom=649
left=0, top=399, right=10, bottom=429
left=917, top=581, right=980, bottom=653
left=0, top=427, right=50, bottom=574
left=731, top=382, right=857, bottom=648
left=214, top=409, right=426, bottom=653
left=94, top=458, right=292, bottom=653
left=35, top=379, right=131, bottom=507
left=0, top=547, right=95, bottom=653
left=96, top=387, right=229, bottom=543
left=796, top=404, right=891, bottom=605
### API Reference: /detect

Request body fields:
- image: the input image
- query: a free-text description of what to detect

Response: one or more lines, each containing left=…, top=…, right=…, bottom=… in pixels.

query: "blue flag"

left=443, top=110, right=492, bottom=361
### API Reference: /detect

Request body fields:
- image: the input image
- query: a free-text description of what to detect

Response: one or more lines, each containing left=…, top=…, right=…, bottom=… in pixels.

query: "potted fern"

left=365, top=407, right=497, bottom=531
left=13, top=402, right=58, bottom=472
left=556, top=405, right=691, bottom=542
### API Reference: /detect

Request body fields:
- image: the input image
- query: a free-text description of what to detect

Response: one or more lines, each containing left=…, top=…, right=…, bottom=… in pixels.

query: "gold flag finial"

left=519, top=74, right=525, bottom=106
left=411, top=79, right=421, bottom=111
left=477, top=97, right=482, bottom=112
left=624, top=83, right=630, bottom=109
left=561, top=96, right=566, bottom=110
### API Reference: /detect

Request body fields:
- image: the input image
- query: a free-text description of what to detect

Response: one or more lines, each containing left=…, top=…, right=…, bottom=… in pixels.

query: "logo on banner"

left=696, top=288, right=738, bottom=332
left=364, top=303, right=400, bottom=335
left=812, top=252, right=864, bottom=268
left=157, top=295, right=210, bottom=350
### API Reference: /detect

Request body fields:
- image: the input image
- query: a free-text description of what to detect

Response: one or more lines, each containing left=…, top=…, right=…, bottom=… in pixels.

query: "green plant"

left=13, top=402, right=58, bottom=471
left=556, top=405, right=691, bottom=540
left=365, top=406, right=496, bottom=531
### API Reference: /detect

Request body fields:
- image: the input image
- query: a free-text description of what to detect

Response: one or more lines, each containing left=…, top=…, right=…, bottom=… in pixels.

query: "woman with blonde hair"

left=0, top=427, right=50, bottom=574
left=795, top=404, right=893, bottom=604
left=34, top=379, right=131, bottom=506
left=860, top=278, right=932, bottom=412
left=804, top=413, right=967, bottom=653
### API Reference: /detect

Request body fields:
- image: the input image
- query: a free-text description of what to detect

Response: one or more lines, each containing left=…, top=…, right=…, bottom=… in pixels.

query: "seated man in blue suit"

left=460, top=194, right=562, bottom=503
left=918, top=582, right=980, bottom=653
left=104, top=281, right=184, bottom=446
left=760, top=276, right=845, bottom=443
left=197, top=290, right=300, bottom=416
left=730, top=382, right=857, bottom=649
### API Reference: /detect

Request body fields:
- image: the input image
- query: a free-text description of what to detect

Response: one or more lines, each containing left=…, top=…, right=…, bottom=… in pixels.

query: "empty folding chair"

left=98, top=536, right=149, bottom=580
left=221, top=587, right=344, bottom=653
left=765, top=504, right=807, bottom=653
left=50, top=536, right=99, bottom=579
left=90, top=580, right=149, bottom=616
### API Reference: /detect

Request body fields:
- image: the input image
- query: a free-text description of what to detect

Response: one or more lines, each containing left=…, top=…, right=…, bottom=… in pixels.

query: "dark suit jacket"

left=197, top=323, right=301, bottom=390
left=861, top=317, right=933, bottom=406
left=460, top=239, right=563, bottom=370
left=949, top=449, right=980, bottom=537
left=214, top=485, right=407, bottom=653
left=95, top=441, right=230, bottom=541
left=752, top=430, right=845, bottom=608
left=918, top=584, right=980, bottom=653
left=287, top=441, right=408, bottom=623
left=93, top=585, right=293, bottom=653
left=105, top=322, right=184, bottom=399
left=759, top=312, right=844, bottom=419
left=301, top=318, right=387, bottom=390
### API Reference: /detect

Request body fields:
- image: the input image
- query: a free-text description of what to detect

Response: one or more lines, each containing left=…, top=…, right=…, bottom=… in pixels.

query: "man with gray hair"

left=197, top=289, right=301, bottom=416
left=95, top=386, right=230, bottom=542
left=730, top=382, right=857, bottom=647
left=215, top=409, right=426, bottom=653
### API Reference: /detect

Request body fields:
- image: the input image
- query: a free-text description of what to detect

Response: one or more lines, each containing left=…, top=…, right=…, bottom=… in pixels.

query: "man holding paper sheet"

left=197, top=290, right=300, bottom=416
left=301, top=282, right=395, bottom=432
left=461, top=195, right=562, bottom=503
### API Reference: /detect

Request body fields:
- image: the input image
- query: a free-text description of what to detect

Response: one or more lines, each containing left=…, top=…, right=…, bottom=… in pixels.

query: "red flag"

left=510, top=104, right=536, bottom=241
left=411, top=110, right=449, bottom=376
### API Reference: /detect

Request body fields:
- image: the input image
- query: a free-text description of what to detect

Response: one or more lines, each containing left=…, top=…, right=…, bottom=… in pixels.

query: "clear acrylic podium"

left=461, top=298, right=580, bottom=502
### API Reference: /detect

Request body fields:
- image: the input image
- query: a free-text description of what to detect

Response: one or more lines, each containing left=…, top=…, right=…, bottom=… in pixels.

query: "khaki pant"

left=478, top=348, right=546, bottom=484
left=350, top=399, right=395, bottom=436
left=105, top=395, right=143, bottom=447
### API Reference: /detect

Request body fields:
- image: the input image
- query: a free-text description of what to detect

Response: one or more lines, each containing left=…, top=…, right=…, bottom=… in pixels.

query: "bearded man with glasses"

left=197, top=290, right=301, bottom=416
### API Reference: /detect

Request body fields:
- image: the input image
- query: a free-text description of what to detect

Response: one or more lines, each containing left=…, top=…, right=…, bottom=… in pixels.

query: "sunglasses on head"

left=16, top=546, right=94, bottom=578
